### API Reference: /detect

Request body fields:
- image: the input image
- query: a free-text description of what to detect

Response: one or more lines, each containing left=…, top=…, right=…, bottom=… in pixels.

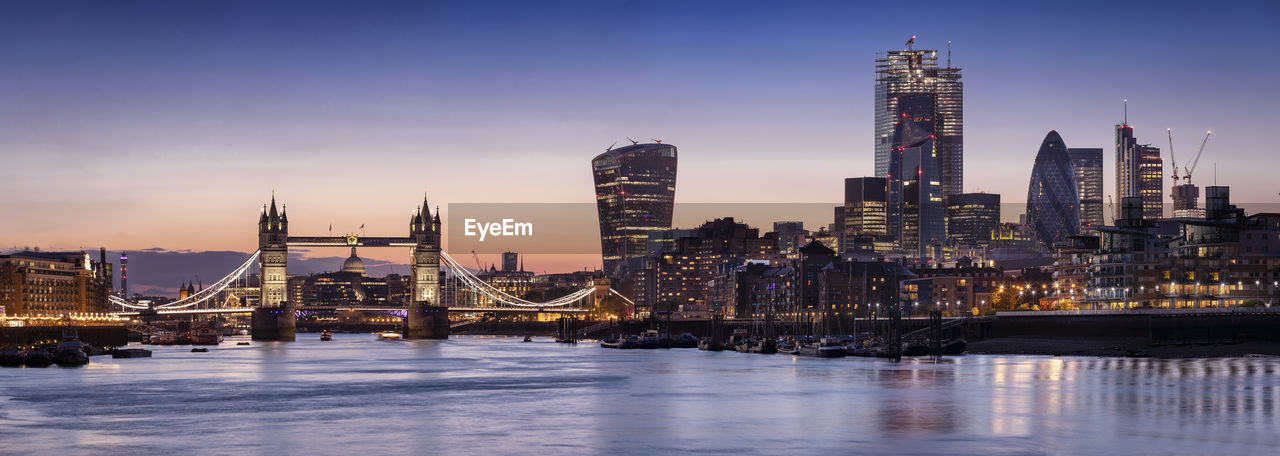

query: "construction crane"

left=1183, top=131, right=1211, bottom=183
left=471, top=250, right=483, bottom=272
left=1167, top=129, right=1179, bottom=185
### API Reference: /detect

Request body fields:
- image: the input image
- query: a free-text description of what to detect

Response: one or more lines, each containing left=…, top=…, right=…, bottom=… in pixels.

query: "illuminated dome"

left=342, top=247, right=366, bottom=276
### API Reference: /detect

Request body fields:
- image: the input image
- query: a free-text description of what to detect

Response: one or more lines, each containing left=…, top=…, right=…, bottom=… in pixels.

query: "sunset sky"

left=2, top=1, right=1278, bottom=287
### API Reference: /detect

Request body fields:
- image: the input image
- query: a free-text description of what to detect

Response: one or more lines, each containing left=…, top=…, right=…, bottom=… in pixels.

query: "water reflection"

left=0, top=336, right=1276, bottom=455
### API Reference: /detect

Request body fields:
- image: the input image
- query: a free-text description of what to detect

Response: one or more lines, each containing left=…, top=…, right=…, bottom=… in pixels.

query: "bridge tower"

left=406, top=196, right=448, bottom=339
left=253, top=195, right=296, bottom=341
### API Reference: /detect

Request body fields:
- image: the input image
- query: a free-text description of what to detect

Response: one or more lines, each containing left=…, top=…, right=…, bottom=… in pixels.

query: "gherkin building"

left=1025, top=131, right=1080, bottom=251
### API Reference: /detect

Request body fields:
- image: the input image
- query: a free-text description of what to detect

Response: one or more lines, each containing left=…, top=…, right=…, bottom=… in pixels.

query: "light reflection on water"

left=0, top=335, right=1276, bottom=455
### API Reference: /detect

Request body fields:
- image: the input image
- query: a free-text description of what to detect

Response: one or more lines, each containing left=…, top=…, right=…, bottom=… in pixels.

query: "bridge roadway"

left=113, top=305, right=589, bottom=317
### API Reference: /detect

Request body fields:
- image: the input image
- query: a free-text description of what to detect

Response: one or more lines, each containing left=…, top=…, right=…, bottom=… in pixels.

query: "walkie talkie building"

left=592, top=142, right=678, bottom=276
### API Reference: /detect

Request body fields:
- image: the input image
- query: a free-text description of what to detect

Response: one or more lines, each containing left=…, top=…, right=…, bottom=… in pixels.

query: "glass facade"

left=1116, top=124, right=1163, bottom=220
left=945, top=192, right=1000, bottom=248
left=1026, top=131, right=1080, bottom=251
left=843, top=177, right=889, bottom=252
left=592, top=143, right=678, bottom=276
left=1067, top=148, right=1105, bottom=231
left=888, top=94, right=945, bottom=259
left=875, top=47, right=963, bottom=197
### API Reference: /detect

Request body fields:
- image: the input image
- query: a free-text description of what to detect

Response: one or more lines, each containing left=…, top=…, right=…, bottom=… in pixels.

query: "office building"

left=875, top=42, right=963, bottom=197
left=0, top=251, right=113, bottom=316
left=1026, top=131, right=1080, bottom=251
left=1116, top=117, right=1163, bottom=220
left=887, top=93, right=945, bottom=259
left=1068, top=148, right=1105, bottom=231
left=592, top=142, right=678, bottom=276
left=843, top=177, right=889, bottom=253
left=945, top=192, right=1000, bottom=248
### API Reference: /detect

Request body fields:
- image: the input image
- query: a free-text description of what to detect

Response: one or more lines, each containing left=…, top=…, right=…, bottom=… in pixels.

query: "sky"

left=2, top=0, right=1278, bottom=285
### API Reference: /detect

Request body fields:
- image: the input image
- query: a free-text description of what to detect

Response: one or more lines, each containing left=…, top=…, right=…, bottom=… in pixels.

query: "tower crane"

left=1107, top=194, right=1115, bottom=225
left=1183, top=131, right=1211, bottom=183
left=471, top=250, right=483, bottom=272
left=1167, top=129, right=1179, bottom=185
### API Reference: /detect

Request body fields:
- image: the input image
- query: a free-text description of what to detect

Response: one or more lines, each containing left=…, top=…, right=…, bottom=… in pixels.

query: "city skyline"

left=3, top=1, right=1279, bottom=273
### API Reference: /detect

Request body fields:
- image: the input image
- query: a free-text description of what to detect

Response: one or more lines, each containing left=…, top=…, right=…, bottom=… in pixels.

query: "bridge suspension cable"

left=108, top=250, right=261, bottom=311
left=440, top=251, right=595, bottom=308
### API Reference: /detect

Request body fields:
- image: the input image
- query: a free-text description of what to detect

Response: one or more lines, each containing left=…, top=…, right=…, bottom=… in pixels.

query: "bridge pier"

left=405, top=303, right=449, bottom=339
left=252, top=302, right=296, bottom=341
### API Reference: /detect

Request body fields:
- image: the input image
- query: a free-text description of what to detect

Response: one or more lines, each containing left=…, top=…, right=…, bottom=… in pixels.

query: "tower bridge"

left=107, top=194, right=608, bottom=341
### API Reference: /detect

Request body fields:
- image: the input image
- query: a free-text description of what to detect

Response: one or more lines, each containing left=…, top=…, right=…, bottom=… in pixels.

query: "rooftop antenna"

left=1123, top=99, right=1128, bottom=126
left=947, top=40, right=952, bottom=67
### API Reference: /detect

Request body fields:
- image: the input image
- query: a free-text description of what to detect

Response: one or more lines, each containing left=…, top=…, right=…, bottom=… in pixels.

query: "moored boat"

left=320, top=330, right=333, bottom=341
left=53, top=331, right=90, bottom=367
left=697, top=337, right=725, bottom=351
left=191, top=324, right=223, bottom=345
left=377, top=331, right=402, bottom=340
left=1, top=346, right=25, bottom=366
left=110, top=348, right=153, bottom=358
left=23, top=347, right=54, bottom=367
left=600, top=338, right=620, bottom=348
left=797, top=337, right=847, bottom=358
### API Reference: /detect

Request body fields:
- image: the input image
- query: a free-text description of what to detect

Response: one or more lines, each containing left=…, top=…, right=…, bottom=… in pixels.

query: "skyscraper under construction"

left=874, top=40, right=963, bottom=197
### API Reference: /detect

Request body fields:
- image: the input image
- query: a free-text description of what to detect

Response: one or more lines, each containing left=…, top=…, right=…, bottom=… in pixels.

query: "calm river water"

left=1, top=334, right=1277, bottom=455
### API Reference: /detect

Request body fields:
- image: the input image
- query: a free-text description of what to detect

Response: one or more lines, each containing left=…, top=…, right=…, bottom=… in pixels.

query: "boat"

left=377, top=332, right=402, bottom=340
left=53, top=330, right=90, bottom=367
left=320, top=330, right=333, bottom=341
left=697, top=337, right=725, bottom=351
left=670, top=333, right=698, bottom=348
left=191, top=348, right=209, bottom=353
left=797, top=337, right=847, bottom=358
left=154, top=332, right=179, bottom=345
left=237, top=329, right=250, bottom=336
left=522, top=335, right=532, bottom=343
left=729, top=329, right=752, bottom=352
left=636, top=330, right=662, bottom=349
left=616, top=335, right=639, bottom=349
left=599, top=338, right=620, bottom=348
left=191, top=324, right=223, bottom=345
left=776, top=338, right=799, bottom=355
left=1, top=346, right=25, bottom=366
left=110, top=348, right=152, bottom=358
left=747, top=337, right=778, bottom=354
left=236, top=342, right=251, bottom=346
left=23, top=347, right=54, bottom=367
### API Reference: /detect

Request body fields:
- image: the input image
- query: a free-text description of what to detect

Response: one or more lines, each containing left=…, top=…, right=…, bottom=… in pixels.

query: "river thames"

left=1, top=334, right=1277, bottom=455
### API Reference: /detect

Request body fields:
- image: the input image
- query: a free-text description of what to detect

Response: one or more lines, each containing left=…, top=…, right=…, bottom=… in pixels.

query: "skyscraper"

left=875, top=42, right=963, bottom=197
left=843, top=177, right=888, bottom=251
left=592, top=142, right=678, bottom=276
left=1067, top=148, right=1104, bottom=231
left=1026, top=131, right=1080, bottom=251
left=888, top=95, right=945, bottom=259
left=944, top=192, right=1000, bottom=248
left=1116, top=115, right=1163, bottom=220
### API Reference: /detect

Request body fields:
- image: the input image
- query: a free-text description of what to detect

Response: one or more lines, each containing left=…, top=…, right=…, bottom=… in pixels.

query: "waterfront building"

left=945, top=192, right=1000, bottom=248
left=902, top=258, right=1001, bottom=315
left=1051, top=188, right=1280, bottom=309
left=634, top=218, right=781, bottom=316
left=1116, top=118, right=1163, bottom=220
left=1068, top=148, right=1105, bottom=231
left=0, top=251, right=113, bottom=316
left=592, top=142, right=678, bottom=277
left=1026, top=131, right=1080, bottom=252
left=874, top=42, right=963, bottom=197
